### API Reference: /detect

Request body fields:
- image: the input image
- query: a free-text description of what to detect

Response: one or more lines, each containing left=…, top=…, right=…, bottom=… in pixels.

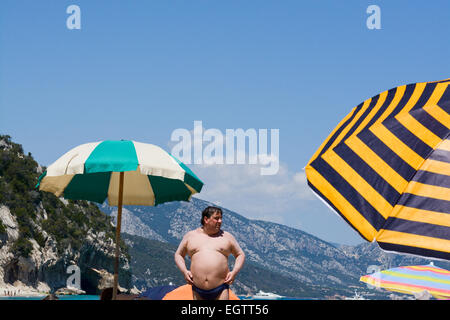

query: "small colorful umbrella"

left=360, top=263, right=450, bottom=299
left=36, top=140, right=203, bottom=299
left=305, top=79, right=450, bottom=260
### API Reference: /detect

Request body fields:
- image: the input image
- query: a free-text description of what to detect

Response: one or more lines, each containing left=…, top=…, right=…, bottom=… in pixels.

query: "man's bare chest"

left=188, top=235, right=231, bottom=257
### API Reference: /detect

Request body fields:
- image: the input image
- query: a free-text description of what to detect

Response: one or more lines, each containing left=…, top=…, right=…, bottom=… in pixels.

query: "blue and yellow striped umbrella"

left=305, top=79, right=450, bottom=260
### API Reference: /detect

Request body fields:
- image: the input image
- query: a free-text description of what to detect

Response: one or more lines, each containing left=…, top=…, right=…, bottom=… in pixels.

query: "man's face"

left=204, top=211, right=222, bottom=231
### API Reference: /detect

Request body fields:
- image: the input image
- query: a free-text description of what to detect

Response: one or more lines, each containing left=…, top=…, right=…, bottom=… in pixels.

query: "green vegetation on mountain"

left=122, top=233, right=185, bottom=288
left=0, top=135, right=125, bottom=257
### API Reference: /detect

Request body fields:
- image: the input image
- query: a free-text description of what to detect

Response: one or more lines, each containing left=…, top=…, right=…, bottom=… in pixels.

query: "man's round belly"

left=191, top=250, right=229, bottom=290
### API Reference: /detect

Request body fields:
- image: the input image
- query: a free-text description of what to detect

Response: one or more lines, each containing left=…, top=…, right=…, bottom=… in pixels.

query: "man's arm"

left=225, top=233, right=245, bottom=285
left=174, top=233, right=194, bottom=285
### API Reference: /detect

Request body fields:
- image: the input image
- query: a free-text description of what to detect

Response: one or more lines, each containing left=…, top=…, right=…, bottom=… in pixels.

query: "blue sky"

left=1, top=1, right=449, bottom=245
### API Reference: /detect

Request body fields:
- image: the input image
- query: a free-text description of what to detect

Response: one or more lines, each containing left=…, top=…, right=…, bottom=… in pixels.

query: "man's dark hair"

left=201, top=206, right=222, bottom=225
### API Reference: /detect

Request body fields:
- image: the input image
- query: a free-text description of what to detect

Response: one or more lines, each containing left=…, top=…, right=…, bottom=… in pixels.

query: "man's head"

left=201, top=206, right=223, bottom=230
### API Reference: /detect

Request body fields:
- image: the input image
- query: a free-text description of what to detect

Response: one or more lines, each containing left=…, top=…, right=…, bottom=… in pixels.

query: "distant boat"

left=252, top=290, right=284, bottom=300
left=344, top=290, right=366, bottom=300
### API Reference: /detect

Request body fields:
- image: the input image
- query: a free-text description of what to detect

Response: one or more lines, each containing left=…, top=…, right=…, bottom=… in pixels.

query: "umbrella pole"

left=113, top=172, right=124, bottom=300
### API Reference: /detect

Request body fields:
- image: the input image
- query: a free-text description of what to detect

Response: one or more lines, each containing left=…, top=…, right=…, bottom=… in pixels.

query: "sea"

left=0, top=295, right=309, bottom=300
left=0, top=295, right=100, bottom=300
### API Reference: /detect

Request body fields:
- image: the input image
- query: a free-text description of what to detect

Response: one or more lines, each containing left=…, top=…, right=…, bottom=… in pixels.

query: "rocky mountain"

left=0, top=135, right=131, bottom=294
left=2, top=134, right=449, bottom=299
left=99, top=198, right=450, bottom=298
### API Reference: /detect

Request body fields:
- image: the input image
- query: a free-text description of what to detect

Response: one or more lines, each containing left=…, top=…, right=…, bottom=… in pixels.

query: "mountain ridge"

left=99, top=197, right=450, bottom=298
left=2, top=134, right=448, bottom=299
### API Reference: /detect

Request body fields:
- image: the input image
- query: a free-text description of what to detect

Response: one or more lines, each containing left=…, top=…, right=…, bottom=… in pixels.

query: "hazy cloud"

left=191, top=161, right=315, bottom=227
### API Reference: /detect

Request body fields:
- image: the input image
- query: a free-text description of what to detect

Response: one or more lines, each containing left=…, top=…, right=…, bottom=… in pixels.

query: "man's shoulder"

left=185, top=228, right=202, bottom=238
left=222, top=230, right=236, bottom=239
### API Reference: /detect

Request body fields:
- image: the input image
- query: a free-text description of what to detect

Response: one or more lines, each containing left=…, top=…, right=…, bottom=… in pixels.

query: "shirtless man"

left=174, top=206, right=245, bottom=300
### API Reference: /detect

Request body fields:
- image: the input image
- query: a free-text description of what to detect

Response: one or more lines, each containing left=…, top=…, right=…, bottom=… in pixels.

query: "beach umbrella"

left=36, top=140, right=203, bottom=299
left=360, top=263, right=450, bottom=299
left=305, top=79, right=450, bottom=260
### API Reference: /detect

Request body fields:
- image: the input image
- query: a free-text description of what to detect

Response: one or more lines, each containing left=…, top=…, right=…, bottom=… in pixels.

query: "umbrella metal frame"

left=112, top=172, right=124, bottom=300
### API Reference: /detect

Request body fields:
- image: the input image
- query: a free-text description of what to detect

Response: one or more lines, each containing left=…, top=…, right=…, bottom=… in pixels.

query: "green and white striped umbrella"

left=36, top=140, right=203, bottom=299
left=36, top=140, right=203, bottom=205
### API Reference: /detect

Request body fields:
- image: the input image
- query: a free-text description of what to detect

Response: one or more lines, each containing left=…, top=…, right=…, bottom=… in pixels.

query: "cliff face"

left=0, top=135, right=131, bottom=294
